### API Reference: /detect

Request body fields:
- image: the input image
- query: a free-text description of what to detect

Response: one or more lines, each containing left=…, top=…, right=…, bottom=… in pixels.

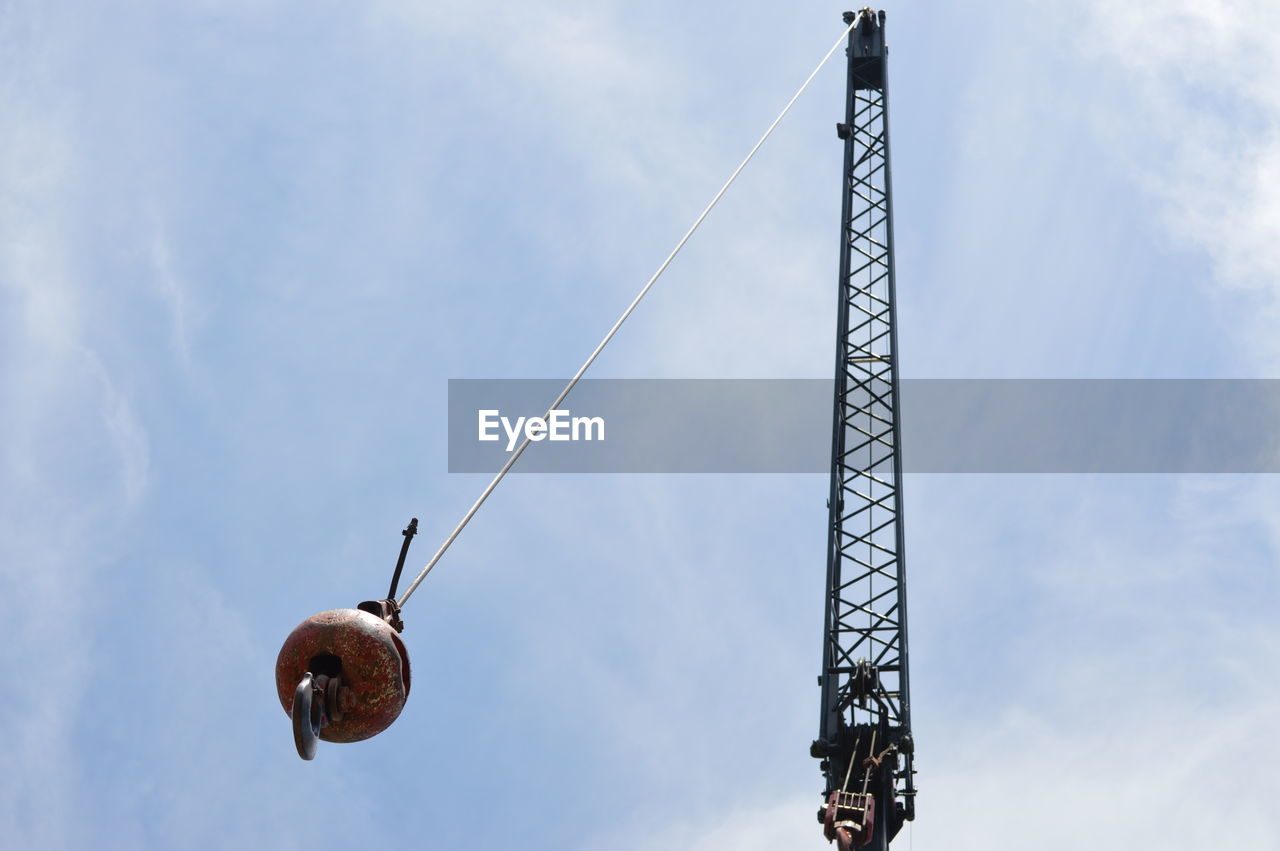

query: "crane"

left=273, top=14, right=920, bottom=843
left=811, top=11, right=917, bottom=851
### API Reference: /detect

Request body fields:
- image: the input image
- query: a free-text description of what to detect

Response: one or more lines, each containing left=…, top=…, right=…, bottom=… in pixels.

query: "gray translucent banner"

left=447, top=379, right=1280, bottom=473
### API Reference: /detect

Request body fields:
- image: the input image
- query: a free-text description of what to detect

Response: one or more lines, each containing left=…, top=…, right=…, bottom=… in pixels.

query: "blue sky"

left=3, top=1, right=1279, bottom=848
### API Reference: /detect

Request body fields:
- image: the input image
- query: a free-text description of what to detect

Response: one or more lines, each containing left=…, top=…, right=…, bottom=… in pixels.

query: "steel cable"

left=398, top=11, right=864, bottom=608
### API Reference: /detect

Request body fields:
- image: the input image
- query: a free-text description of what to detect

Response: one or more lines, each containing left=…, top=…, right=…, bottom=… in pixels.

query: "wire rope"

left=398, top=12, right=864, bottom=608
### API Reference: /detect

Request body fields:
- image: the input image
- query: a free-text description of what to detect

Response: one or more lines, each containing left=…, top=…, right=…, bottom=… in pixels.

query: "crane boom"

left=812, top=10, right=916, bottom=850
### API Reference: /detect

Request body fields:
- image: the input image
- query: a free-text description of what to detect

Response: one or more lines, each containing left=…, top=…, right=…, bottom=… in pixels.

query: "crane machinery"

left=811, top=11, right=917, bottom=851
left=274, top=12, right=920, bottom=845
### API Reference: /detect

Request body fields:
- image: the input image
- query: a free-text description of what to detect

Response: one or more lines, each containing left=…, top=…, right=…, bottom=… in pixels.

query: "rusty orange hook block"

left=274, top=520, right=418, bottom=760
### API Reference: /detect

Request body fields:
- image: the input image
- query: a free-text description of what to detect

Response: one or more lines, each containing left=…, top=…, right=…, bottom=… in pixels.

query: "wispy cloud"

left=148, top=222, right=197, bottom=370
left=1, top=8, right=153, bottom=846
left=1085, top=0, right=1280, bottom=368
left=5, top=2, right=1279, bottom=848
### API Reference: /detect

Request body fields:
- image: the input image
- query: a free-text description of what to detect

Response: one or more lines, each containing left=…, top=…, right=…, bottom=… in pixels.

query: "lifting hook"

left=277, top=519, right=419, bottom=760
left=292, top=672, right=348, bottom=760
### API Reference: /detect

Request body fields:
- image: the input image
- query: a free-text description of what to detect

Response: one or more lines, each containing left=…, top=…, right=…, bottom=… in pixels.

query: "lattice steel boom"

left=812, top=10, right=916, bottom=850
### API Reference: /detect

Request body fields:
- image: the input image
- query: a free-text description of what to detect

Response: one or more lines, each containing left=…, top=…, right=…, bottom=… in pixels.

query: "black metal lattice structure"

left=812, top=10, right=916, bottom=849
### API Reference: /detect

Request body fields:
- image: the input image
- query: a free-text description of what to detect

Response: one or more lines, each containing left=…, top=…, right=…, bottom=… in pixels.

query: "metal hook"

left=292, top=673, right=325, bottom=760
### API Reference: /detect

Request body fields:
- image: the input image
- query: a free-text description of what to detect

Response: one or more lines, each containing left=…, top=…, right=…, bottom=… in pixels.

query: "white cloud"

left=633, top=793, right=821, bottom=851
left=0, top=10, right=153, bottom=844
left=149, top=222, right=196, bottom=369
left=1084, top=0, right=1280, bottom=368
left=913, top=687, right=1280, bottom=850
left=906, top=473, right=1280, bottom=849
left=6, top=2, right=1280, bottom=848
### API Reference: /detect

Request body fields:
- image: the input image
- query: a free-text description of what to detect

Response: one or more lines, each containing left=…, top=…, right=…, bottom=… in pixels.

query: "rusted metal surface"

left=275, top=608, right=411, bottom=744
left=823, top=790, right=874, bottom=850
left=357, top=598, right=404, bottom=634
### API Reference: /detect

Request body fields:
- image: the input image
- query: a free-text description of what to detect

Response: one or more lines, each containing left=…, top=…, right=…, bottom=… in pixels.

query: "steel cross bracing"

left=812, top=10, right=915, bottom=849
